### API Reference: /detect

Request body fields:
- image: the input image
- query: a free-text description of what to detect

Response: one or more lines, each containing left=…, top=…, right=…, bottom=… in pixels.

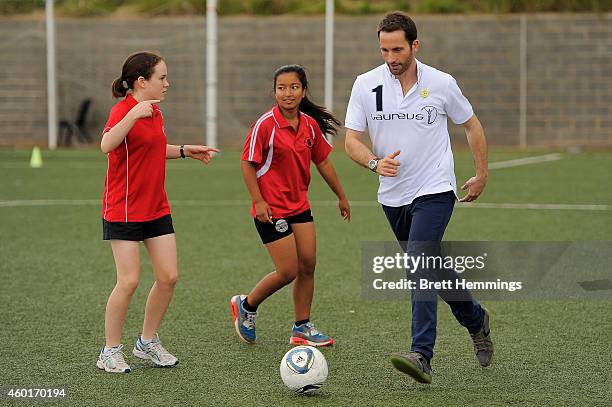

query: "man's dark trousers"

left=382, top=190, right=484, bottom=360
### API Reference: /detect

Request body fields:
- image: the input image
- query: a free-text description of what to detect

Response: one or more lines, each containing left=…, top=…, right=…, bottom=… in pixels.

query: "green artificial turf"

left=0, top=149, right=610, bottom=406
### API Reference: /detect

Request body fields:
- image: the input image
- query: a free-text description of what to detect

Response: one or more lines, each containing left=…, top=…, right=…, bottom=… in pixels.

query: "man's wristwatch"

left=367, top=158, right=379, bottom=173
left=179, top=145, right=186, bottom=159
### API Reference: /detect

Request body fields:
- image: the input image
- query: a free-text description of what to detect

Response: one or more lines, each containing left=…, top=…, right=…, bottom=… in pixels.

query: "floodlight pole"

left=324, top=0, right=334, bottom=144
left=206, top=0, right=218, bottom=148
left=46, top=0, right=58, bottom=150
left=519, top=14, right=527, bottom=149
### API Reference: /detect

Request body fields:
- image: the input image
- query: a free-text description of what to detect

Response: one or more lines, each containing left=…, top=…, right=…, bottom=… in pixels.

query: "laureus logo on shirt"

left=370, top=105, right=438, bottom=125
left=421, top=105, right=438, bottom=125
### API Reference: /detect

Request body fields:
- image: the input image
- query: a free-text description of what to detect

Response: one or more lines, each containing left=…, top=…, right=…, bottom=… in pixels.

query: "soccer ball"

left=279, top=346, right=328, bottom=394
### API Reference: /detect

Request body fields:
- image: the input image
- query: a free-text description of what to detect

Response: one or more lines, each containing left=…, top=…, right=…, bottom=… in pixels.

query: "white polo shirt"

left=345, top=60, right=473, bottom=207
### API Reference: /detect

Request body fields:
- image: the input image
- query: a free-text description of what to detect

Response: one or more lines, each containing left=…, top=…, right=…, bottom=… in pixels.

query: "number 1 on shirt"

left=372, top=85, right=383, bottom=111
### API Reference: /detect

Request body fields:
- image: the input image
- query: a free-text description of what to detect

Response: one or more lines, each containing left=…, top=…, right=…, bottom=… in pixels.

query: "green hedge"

left=1, top=0, right=610, bottom=16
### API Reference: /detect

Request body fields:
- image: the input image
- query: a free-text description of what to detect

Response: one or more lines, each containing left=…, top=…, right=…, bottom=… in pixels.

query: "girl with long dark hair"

left=231, top=65, right=350, bottom=347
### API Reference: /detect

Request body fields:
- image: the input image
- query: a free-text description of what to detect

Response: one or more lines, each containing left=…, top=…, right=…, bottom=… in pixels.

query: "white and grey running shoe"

left=96, top=344, right=131, bottom=373
left=132, top=334, right=179, bottom=367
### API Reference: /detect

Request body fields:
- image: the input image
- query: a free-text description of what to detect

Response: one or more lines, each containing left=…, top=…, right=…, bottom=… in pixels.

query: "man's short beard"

left=388, top=62, right=408, bottom=76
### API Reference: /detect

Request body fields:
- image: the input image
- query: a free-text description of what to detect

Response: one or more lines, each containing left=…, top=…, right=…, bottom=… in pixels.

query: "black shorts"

left=102, top=214, right=174, bottom=241
left=254, top=209, right=313, bottom=244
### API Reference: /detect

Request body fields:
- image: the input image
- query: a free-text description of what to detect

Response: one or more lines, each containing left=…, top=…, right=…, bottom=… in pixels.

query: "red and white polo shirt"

left=241, top=105, right=333, bottom=219
left=102, top=94, right=170, bottom=222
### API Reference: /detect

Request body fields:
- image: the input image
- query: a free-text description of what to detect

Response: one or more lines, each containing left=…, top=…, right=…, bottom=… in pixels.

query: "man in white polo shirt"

left=345, top=11, right=493, bottom=384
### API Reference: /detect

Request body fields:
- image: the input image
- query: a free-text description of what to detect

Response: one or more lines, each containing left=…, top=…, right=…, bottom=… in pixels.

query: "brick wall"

left=0, top=13, right=610, bottom=148
left=0, top=17, right=47, bottom=145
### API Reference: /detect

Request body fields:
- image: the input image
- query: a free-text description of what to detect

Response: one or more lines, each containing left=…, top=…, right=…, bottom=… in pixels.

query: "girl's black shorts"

left=103, top=214, right=174, bottom=241
left=254, top=209, right=313, bottom=244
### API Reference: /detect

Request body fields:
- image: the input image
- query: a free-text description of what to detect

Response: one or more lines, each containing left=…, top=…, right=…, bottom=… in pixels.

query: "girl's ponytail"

left=298, top=96, right=340, bottom=137
left=111, top=76, right=127, bottom=98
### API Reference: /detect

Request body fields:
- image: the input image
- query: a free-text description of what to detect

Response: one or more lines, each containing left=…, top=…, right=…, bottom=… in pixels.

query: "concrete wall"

left=1, top=13, right=610, bottom=148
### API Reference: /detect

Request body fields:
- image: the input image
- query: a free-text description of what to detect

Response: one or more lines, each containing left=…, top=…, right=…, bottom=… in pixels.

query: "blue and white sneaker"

left=290, top=322, right=334, bottom=347
left=230, top=294, right=257, bottom=344
left=96, top=344, right=131, bottom=373
left=132, top=334, right=178, bottom=367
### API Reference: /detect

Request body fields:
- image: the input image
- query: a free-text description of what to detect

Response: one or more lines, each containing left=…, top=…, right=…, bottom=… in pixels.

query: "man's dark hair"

left=377, top=11, right=418, bottom=45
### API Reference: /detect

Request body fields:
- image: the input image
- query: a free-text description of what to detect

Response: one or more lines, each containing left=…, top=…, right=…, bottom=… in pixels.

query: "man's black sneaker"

left=390, top=351, right=432, bottom=384
left=471, top=307, right=494, bottom=367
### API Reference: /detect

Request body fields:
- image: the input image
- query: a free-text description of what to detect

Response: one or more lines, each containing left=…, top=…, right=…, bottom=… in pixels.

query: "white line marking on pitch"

left=0, top=199, right=609, bottom=211
left=456, top=202, right=610, bottom=211
left=0, top=199, right=100, bottom=207
left=0, top=163, right=236, bottom=169
left=488, top=153, right=563, bottom=170
left=1, top=153, right=563, bottom=170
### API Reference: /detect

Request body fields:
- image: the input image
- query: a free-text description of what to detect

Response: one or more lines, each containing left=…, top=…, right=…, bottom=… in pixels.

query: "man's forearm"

left=345, top=129, right=376, bottom=168
left=465, top=116, right=488, bottom=179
